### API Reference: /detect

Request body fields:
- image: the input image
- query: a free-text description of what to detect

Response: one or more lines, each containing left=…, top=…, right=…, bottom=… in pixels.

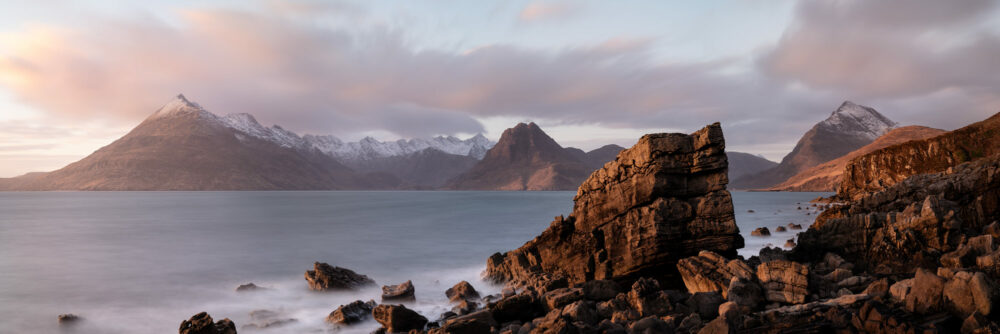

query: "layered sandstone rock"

left=372, top=304, right=428, bottom=333
left=484, top=123, right=743, bottom=288
left=676, top=250, right=754, bottom=298
left=326, top=300, right=377, bottom=325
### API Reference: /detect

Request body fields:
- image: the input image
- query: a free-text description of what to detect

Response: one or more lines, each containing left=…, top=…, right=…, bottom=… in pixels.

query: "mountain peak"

left=148, top=94, right=207, bottom=120
left=820, top=101, right=896, bottom=140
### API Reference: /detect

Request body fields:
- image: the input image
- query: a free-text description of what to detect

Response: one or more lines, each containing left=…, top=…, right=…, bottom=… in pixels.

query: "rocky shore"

left=171, top=120, right=1000, bottom=333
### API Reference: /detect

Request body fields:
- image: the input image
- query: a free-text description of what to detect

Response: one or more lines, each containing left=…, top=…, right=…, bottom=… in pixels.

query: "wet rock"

left=179, top=312, right=236, bottom=334
left=756, top=260, right=808, bottom=304
left=904, top=268, right=946, bottom=314
left=327, top=300, right=377, bottom=325
left=677, top=250, right=754, bottom=298
left=445, top=281, right=480, bottom=302
left=484, top=123, right=743, bottom=287
left=783, top=239, right=795, bottom=248
left=775, top=226, right=787, bottom=233
left=787, top=223, right=803, bottom=230
left=434, top=310, right=497, bottom=334
left=751, top=227, right=770, bottom=237
left=372, top=304, right=427, bottom=333
left=451, top=300, right=478, bottom=316
left=382, top=280, right=416, bottom=301
left=235, top=283, right=262, bottom=292
left=304, top=262, right=374, bottom=291
left=57, top=314, right=81, bottom=326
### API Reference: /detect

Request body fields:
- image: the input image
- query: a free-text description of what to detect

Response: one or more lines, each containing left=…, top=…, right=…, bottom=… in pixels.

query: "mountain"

left=838, top=111, right=1000, bottom=200
left=771, top=126, right=945, bottom=192
left=726, top=152, right=778, bottom=180
left=446, top=122, right=591, bottom=190
left=730, top=101, right=896, bottom=189
left=303, top=133, right=493, bottom=162
left=0, top=95, right=377, bottom=190
left=343, top=148, right=479, bottom=189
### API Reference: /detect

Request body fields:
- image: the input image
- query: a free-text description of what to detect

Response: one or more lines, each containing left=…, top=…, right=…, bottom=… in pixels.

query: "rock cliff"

left=838, top=112, right=1000, bottom=200
left=484, top=123, right=743, bottom=288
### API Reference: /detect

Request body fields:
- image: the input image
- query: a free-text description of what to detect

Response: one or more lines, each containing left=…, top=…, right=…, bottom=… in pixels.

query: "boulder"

left=787, top=223, right=803, bottom=230
left=676, top=250, right=754, bottom=298
left=382, top=280, right=416, bottom=301
left=627, top=278, right=672, bottom=317
left=751, top=227, right=770, bottom=237
left=179, top=312, right=236, bottom=334
left=775, top=226, right=787, bottom=233
left=484, top=123, right=743, bottom=288
left=304, top=262, right=374, bottom=291
left=889, top=278, right=914, bottom=302
left=372, top=304, right=427, bottom=333
left=445, top=281, right=480, bottom=302
left=686, top=292, right=724, bottom=320
left=862, top=278, right=890, bottom=299
left=579, top=279, right=621, bottom=301
left=542, top=288, right=583, bottom=310
left=756, top=260, right=808, bottom=304
left=726, top=277, right=763, bottom=309
left=943, top=271, right=994, bottom=317
left=327, top=300, right=377, bottom=325
left=435, top=310, right=497, bottom=334
left=451, top=300, right=478, bottom=316
left=904, top=268, right=946, bottom=314
left=488, top=293, right=543, bottom=324
left=57, top=314, right=81, bottom=326
left=784, top=239, right=796, bottom=248
left=235, top=283, right=262, bottom=292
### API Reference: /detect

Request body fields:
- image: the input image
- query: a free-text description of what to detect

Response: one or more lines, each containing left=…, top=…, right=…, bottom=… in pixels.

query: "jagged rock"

left=676, top=250, right=754, bottom=298
left=726, top=277, right=763, bottom=309
left=686, top=292, right=724, bottom=320
left=327, top=300, right=377, bottom=325
left=235, top=283, right=262, bottom=292
left=561, top=300, right=600, bottom=325
left=579, top=279, right=621, bottom=301
left=433, top=310, right=497, bottom=334
left=943, top=271, right=994, bottom=317
left=484, top=123, right=743, bottom=288
left=57, top=314, right=81, bottom=326
left=863, top=278, right=890, bottom=299
left=445, top=281, right=480, bottom=302
left=382, top=280, right=416, bottom=301
left=488, top=293, right=543, bottom=324
left=751, top=227, right=770, bottom=237
left=179, top=312, right=237, bottom=334
left=889, top=278, right=914, bottom=302
left=304, top=262, right=374, bottom=291
left=372, top=304, right=427, bottom=333
left=627, top=278, right=672, bottom=317
left=543, top=288, right=584, bottom=311
left=677, top=313, right=703, bottom=333
left=904, top=268, right=946, bottom=314
left=756, top=260, right=808, bottom=304
left=451, top=300, right=478, bottom=316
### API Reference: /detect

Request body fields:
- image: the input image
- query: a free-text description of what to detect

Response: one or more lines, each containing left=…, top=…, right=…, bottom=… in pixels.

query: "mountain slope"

left=838, top=111, right=1000, bottom=200
left=343, top=148, right=478, bottom=189
left=0, top=95, right=376, bottom=190
left=731, top=101, right=896, bottom=189
left=770, top=125, right=945, bottom=191
left=726, top=152, right=778, bottom=180
left=304, top=133, right=493, bottom=162
left=446, top=122, right=590, bottom=190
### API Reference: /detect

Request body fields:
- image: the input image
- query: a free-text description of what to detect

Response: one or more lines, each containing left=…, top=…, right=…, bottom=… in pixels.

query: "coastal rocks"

left=382, top=280, right=416, bottom=301
left=484, top=123, right=743, bottom=288
left=57, top=314, right=81, bottom=326
left=432, top=310, right=497, bottom=334
left=327, top=300, right=377, bottom=325
left=487, top=293, right=543, bottom=324
left=445, top=281, right=480, bottom=302
left=750, top=227, right=770, bottom=237
left=304, top=262, right=374, bottom=291
left=372, top=304, right=427, bottom=333
left=676, top=250, right=754, bottom=298
left=774, top=226, right=787, bottom=233
left=903, top=269, right=946, bottom=314
left=179, top=312, right=236, bottom=334
left=579, top=279, right=621, bottom=301
left=235, top=283, right=262, bottom=292
left=787, top=223, right=803, bottom=230
left=943, top=271, right=994, bottom=317
left=756, top=260, right=808, bottom=304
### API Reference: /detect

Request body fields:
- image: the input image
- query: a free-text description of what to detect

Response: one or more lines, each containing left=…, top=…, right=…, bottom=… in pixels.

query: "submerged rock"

left=484, top=123, right=743, bottom=288
left=242, top=309, right=295, bottom=329
left=382, top=280, right=415, bottom=301
left=750, top=227, right=770, bottom=237
left=235, top=283, right=262, bottom=292
left=304, top=262, right=374, bottom=291
left=57, top=314, right=81, bottom=326
left=179, top=312, right=236, bottom=334
left=327, top=300, right=377, bottom=325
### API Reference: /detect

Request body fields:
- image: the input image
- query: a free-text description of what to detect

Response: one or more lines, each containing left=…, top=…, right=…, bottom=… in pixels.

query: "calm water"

left=0, top=191, right=827, bottom=333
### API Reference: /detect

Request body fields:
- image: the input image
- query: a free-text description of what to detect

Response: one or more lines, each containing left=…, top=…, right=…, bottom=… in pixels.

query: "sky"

left=1, top=0, right=999, bottom=177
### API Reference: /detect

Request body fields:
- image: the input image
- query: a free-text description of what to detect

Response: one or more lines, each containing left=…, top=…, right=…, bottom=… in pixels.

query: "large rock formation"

left=838, top=112, right=1000, bottom=200
left=771, top=125, right=945, bottom=192
left=731, top=101, right=896, bottom=189
left=304, top=262, right=375, bottom=291
left=484, top=123, right=743, bottom=288
left=178, top=312, right=236, bottom=334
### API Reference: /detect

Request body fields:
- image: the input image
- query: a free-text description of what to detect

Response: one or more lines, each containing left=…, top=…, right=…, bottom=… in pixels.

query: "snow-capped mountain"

left=303, top=133, right=494, bottom=162
left=149, top=95, right=495, bottom=162
left=816, top=101, right=897, bottom=141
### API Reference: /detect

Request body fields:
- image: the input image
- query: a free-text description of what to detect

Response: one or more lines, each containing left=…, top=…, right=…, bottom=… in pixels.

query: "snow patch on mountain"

left=304, top=133, right=494, bottom=161
left=147, top=94, right=214, bottom=120
left=818, top=101, right=897, bottom=140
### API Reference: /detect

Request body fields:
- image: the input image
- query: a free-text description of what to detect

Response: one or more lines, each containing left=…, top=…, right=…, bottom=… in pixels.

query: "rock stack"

left=485, top=123, right=744, bottom=288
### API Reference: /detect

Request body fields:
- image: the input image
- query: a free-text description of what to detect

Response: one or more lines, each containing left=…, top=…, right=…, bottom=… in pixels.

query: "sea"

left=0, top=191, right=829, bottom=333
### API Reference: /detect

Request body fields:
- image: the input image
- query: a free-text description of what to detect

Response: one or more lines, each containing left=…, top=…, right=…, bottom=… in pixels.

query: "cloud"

left=518, top=2, right=578, bottom=22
